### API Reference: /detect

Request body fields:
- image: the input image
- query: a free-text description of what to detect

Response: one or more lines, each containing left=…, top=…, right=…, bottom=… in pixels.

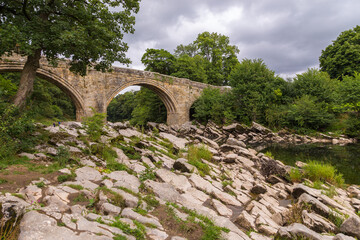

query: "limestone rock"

left=108, top=171, right=141, bottom=193
left=144, top=180, right=180, bottom=202
left=159, top=132, right=188, bottom=150
left=75, top=166, right=102, bottom=182
left=302, top=210, right=336, bottom=233
left=155, top=168, right=191, bottom=192
left=121, top=208, right=162, bottom=229
left=276, top=223, right=325, bottom=240
left=173, top=158, right=195, bottom=173
left=99, top=202, right=121, bottom=216
left=250, top=184, right=267, bottom=194
left=340, top=216, right=360, bottom=239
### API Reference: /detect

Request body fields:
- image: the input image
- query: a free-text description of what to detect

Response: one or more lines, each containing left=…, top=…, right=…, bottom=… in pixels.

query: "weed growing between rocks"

left=187, top=145, right=213, bottom=176
left=83, top=108, right=106, bottom=142
left=57, top=172, right=76, bottom=183
left=111, top=218, right=146, bottom=240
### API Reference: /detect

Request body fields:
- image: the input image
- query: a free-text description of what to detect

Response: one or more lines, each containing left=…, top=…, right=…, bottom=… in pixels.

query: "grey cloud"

left=121, top=0, right=360, bottom=78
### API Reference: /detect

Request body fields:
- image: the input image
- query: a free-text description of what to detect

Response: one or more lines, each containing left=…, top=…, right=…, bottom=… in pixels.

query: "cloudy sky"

left=118, top=0, right=360, bottom=80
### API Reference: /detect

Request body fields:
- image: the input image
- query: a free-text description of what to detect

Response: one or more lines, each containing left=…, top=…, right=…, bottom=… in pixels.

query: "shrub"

left=54, top=146, right=71, bottom=167
left=83, top=108, right=106, bottom=141
left=289, top=168, right=303, bottom=182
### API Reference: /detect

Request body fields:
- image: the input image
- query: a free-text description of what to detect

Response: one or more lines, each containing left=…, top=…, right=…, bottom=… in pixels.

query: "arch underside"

left=107, top=81, right=178, bottom=114
left=0, top=65, right=85, bottom=117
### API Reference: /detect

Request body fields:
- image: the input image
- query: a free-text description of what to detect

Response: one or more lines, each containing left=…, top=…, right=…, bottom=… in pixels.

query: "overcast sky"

left=117, top=0, right=360, bottom=81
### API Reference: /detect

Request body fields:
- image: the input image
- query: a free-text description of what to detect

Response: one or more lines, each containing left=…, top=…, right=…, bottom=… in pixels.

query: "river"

left=260, top=143, right=360, bottom=185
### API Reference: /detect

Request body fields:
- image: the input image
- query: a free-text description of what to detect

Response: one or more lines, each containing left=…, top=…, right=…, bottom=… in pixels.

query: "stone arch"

left=106, top=80, right=178, bottom=113
left=106, top=80, right=178, bottom=124
left=0, top=65, right=86, bottom=121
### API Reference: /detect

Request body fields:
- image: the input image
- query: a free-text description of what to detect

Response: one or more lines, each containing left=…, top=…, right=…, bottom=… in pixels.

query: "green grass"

left=57, top=172, right=76, bottom=183
left=187, top=145, right=213, bottom=176
left=166, top=202, right=229, bottom=240
left=73, top=193, right=88, bottom=202
left=0, top=179, right=8, bottom=184
left=289, top=168, right=302, bottom=182
left=66, top=184, right=84, bottom=190
left=139, top=168, right=156, bottom=182
left=97, top=187, right=125, bottom=208
left=35, top=181, right=45, bottom=188
left=303, top=161, right=344, bottom=187
left=110, top=218, right=146, bottom=240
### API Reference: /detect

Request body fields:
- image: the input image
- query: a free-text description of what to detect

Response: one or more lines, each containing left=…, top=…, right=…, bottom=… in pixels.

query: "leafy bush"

left=54, top=146, right=71, bottom=167
left=192, top=88, right=235, bottom=125
left=83, top=108, right=106, bottom=141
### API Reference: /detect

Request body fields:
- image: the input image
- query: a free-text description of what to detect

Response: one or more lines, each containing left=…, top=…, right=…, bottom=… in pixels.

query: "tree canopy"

left=319, top=25, right=360, bottom=80
left=142, top=31, right=239, bottom=86
left=0, top=0, right=140, bottom=106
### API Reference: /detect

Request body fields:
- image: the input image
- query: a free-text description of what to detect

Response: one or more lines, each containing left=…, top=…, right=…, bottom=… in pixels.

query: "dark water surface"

left=260, top=143, right=360, bottom=185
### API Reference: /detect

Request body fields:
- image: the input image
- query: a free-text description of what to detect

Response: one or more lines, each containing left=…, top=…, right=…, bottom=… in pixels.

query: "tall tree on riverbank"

left=319, top=25, right=360, bottom=80
left=0, top=0, right=140, bottom=107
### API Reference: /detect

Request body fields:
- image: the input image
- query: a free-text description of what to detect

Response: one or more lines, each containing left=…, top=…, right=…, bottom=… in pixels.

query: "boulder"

left=173, top=158, right=195, bottom=173
left=250, top=184, right=267, bottom=195
left=276, top=223, right=325, bottom=240
left=302, top=210, right=336, bottom=233
left=340, top=216, right=360, bottom=239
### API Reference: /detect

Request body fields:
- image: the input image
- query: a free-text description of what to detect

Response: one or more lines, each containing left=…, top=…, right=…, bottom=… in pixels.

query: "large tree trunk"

left=12, top=49, right=42, bottom=108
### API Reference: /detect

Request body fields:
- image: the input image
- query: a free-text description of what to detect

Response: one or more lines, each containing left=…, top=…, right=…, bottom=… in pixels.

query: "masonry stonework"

left=0, top=55, right=220, bottom=125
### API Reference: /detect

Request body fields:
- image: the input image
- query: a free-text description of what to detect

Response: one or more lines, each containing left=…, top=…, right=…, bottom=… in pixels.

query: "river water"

left=260, top=143, right=360, bottom=185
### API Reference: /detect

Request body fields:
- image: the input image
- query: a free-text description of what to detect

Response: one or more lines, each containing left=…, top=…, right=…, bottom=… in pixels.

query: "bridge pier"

left=167, top=109, right=190, bottom=126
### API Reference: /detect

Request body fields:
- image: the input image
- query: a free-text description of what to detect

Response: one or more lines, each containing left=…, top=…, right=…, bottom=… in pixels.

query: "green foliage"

left=0, top=104, right=35, bottom=160
left=57, top=172, right=76, bottom=183
left=35, top=181, right=45, bottom=188
left=83, top=108, right=106, bottom=141
left=0, top=0, right=140, bottom=76
left=139, top=168, right=156, bottom=182
left=320, top=25, right=360, bottom=79
left=130, top=88, right=167, bottom=126
left=289, top=168, right=303, bottom=182
left=66, top=184, right=84, bottom=190
left=192, top=88, right=235, bottom=125
left=142, top=31, right=239, bottom=86
left=230, top=58, right=287, bottom=124
left=187, top=145, right=213, bottom=176
left=141, top=49, right=176, bottom=75
left=291, top=68, right=339, bottom=104
left=107, top=91, right=137, bottom=122
left=110, top=218, right=146, bottom=240
left=54, top=146, right=71, bottom=167
left=303, top=161, right=344, bottom=187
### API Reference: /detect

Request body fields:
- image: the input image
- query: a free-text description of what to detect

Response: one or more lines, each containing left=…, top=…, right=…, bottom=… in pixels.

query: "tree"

left=319, top=25, right=360, bottom=80
left=107, top=91, right=137, bottom=122
left=141, top=49, right=176, bottom=75
left=130, top=88, right=166, bottom=126
left=141, top=32, right=240, bottom=86
left=291, top=68, right=339, bottom=104
left=0, top=0, right=140, bottom=107
left=183, top=32, right=240, bottom=85
left=229, top=58, right=286, bottom=124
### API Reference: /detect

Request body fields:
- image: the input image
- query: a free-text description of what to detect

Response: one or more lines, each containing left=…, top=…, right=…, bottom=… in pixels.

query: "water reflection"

left=260, top=143, right=360, bottom=185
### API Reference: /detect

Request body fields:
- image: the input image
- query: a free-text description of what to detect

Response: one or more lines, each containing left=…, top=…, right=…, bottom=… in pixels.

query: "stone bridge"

left=0, top=55, right=220, bottom=125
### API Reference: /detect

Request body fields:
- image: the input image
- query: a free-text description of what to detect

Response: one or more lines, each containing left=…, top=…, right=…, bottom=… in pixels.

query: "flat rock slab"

left=159, top=132, right=188, bottom=150
left=107, top=171, right=141, bottom=193
left=19, top=211, right=112, bottom=240
left=144, top=180, right=180, bottom=202
left=75, top=167, right=102, bottom=182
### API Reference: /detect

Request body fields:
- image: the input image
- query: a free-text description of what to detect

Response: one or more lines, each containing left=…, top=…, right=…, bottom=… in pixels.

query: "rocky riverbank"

left=1, top=121, right=359, bottom=240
